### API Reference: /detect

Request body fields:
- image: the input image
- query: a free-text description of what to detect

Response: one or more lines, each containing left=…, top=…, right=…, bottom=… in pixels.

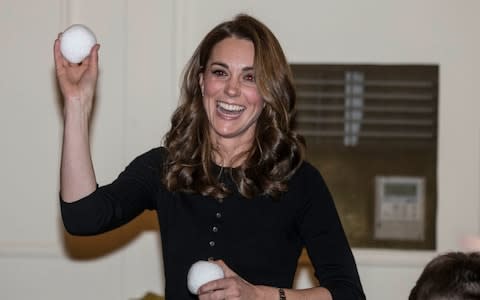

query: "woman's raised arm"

left=54, top=36, right=100, bottom=202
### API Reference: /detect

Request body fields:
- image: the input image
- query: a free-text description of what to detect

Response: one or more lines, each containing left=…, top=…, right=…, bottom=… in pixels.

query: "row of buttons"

left=208, top=211, right=222, bottom=248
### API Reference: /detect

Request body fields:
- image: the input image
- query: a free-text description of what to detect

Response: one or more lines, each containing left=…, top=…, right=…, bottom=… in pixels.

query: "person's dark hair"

left=409, top=252, right=480, bottom=300
left=163, top=14, right=305, bottom=199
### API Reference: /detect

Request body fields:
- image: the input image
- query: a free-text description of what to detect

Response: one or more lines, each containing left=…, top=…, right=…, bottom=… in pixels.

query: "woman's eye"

left=244, top=74, right=255, bottom=82
left=212, top=69, right=226, bottom=77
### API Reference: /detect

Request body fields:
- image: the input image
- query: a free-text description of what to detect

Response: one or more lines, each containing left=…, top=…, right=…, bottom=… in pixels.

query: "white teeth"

left=217, top=101, right=245, bottom=112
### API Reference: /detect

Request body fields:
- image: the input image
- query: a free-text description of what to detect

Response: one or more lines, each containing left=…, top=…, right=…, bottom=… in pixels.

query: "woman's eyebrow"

left=209, top=62, right=228, bottom=69
left=209, top=62, right=254, bottom=72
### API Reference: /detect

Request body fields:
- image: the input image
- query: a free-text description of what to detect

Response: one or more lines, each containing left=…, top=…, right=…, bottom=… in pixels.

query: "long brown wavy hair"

left=163, top=14, right=305, bottom=199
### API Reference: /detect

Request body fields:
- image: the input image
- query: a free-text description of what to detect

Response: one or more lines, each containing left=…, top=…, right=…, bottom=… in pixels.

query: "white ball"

left=60, top=24, right=97, bottom=64
left=187, top=260, right=225, bottom=295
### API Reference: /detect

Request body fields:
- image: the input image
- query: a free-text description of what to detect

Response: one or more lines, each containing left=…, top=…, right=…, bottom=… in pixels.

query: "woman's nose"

left=225, top=77, right=240, bottom=97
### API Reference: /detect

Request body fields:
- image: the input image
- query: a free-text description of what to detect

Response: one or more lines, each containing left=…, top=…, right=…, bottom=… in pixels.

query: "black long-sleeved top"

left=61, top=147, right=365, bottom=299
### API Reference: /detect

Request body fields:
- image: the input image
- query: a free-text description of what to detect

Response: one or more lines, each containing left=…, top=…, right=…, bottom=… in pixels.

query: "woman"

left=54, top=14, right=365, bottom=300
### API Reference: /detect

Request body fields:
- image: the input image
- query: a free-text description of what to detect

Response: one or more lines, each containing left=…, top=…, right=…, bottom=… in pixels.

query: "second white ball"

left=187, top=260, right=225, bottom=295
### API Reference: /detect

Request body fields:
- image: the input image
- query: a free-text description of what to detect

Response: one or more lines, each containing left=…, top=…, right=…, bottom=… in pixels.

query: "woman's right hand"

left=53, top=34, right=100, bottom=118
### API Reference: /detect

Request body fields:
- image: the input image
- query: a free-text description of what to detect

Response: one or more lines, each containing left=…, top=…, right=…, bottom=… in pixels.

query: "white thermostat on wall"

left=374, top=176, right=426, bottom=241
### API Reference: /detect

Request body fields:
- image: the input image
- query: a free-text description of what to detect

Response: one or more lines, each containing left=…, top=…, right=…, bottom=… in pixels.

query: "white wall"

left=1, top=0, right=479, bottom=299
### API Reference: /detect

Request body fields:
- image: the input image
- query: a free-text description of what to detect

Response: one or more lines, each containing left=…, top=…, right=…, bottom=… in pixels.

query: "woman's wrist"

left=255, top=285, right=332, bottom=300
left=63, top=94, right=93, bottom=120
left=256, top=285, right=282, bottom=299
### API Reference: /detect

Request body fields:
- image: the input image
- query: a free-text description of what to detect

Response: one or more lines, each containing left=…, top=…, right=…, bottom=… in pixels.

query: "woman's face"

left=199, top=37, right=263, bottom=146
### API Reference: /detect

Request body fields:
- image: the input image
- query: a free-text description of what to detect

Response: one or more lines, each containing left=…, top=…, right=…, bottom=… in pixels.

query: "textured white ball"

left=187, top=260, right=225, bottom=295
left=60, top=24, right=97, bottom=64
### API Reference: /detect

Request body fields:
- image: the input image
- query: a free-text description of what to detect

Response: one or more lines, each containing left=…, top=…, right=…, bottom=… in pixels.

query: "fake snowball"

left=60, top=24, right=97, bottom=64
left=187, top=260, right=225, bottom=295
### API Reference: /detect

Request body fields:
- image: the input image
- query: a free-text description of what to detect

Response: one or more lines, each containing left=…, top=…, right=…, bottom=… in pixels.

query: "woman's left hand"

left=197, top=260, right=271, bottom=300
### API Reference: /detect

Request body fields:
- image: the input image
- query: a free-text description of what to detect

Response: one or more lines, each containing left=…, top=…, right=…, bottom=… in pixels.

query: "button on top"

left=215, top=212, right=222, bottom=219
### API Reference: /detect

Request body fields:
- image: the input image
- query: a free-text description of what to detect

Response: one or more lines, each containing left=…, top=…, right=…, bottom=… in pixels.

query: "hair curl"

left=163, top=14, right=305, bottom=199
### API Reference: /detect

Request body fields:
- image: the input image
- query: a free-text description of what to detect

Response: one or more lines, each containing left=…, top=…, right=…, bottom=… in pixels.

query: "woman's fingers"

left=84, top=44, right=100, bottom=76
left=54, top=36, right=99, bottom=104
left=53, top=38, right=66, bottom=72
left=199, top=277, right=228, bottom=293
left=199, top=288, right=229, bottom=300
left=54, top=35, right=99, bottom=74
left=213, top=259, right=237, bottom=277
left=198, top=278, right=239, bottom=299
left=197, top=261, right=261, bottom=300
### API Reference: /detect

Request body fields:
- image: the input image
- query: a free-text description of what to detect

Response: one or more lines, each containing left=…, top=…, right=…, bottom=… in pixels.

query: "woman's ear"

left=199, top=73, right=204, bottom=96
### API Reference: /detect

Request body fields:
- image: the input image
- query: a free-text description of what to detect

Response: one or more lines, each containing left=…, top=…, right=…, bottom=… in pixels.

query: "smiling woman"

left=55, top=13, right=365, bottom=300
left=164, top=14, right=303, bottom=201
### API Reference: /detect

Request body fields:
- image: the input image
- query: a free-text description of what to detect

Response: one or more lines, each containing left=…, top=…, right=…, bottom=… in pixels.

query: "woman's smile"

left=216, top=100, right=246, bottom=116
